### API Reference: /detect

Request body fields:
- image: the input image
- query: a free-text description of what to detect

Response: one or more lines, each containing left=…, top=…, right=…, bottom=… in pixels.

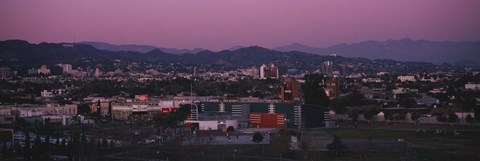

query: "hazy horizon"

left=3, top=38, right=479, bottom=52
left=1, top=0, right=479, bottom=51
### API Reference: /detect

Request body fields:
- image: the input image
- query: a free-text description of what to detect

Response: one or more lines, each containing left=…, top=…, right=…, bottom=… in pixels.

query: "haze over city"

left=1, top=0, right=479, bottom=51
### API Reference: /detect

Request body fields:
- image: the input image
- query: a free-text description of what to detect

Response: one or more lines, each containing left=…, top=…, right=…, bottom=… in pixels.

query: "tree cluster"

left=2, top=131, right=116, bottom=161
left=153, top=106, right=191, bottom=135
left=303, top=74, right=330, bottom=106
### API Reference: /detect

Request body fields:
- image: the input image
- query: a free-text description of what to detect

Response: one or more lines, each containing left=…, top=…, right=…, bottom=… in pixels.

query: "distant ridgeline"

left=0, top=40, right=470, bottom=74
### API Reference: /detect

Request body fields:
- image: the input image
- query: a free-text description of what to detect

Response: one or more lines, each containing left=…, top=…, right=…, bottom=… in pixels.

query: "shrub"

left=252, top=132, right=263, bottom=144
left=466, top=115, right=475, bottom=123
left=448, top=111, right=458, bottom=123
left=436, top=114, right=447, bottom=122
left=227, top=126, right=234, bottom=133
left=411, top=112, right=421, bottom=121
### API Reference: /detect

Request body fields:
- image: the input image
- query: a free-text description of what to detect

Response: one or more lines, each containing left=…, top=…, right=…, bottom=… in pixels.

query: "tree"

left=411, top=112, right=421, bottom=124
left=227, top=126, right=234, bottom=133
left=109, top=139, right=115, bottom=149
left=436, top=112, right=447, bottom=122
left=160, top=106, right=191, bottom=132
left=411, top=112, right=420, bottom=121
left=71, top=133, right=81, bottom=161
left=14, top=141, right=22, bottom=158
left=476, top=107, right=480, bottom=121
left=330, top=98, right=347, bottom=114
left=61, top=138, right=67, bottom=155
left=81, top=133, right=87, bottom=161
left=66, top=138, right=74, bottom=160
left=466, top=115, right=475, bottom=123
left=394, top=112, right=407, bottom=120
left=32, top=136, right=42, bottom=161
left=351, top=111, right=359, bottom=121
left=350, top=111, right=359, bottom=128
left=43, top=135, right=51, bottom=160
left=327, top=135, right=346, bottom=156
left=102, top=138, right=108, bottom=149
left=384, top=112, right=393, bottom=123
left=397, top=92, right=418, bottom=108
left=363, top=109, right=379, bottom=123
left=153, top=113, right=165, bottom=129
left=252, top=132, right=264, bottom=144
left=77, top=104, right=91, bottom=114
left=96, top=139, right=101, bottom=150
left=86, top=139, right=96, bottom=161
left=460, top=97, right=477, bottom=111
left=2, top=140, right=9, bottom=159
left=347, top=89, right=366, bottom=106
left=175, top=106, right=191, bottom=122
left=55, top=138, right=61, bottom=154
left=448, top=111, right=458, bottom=123
left=303, top=74, right=330, bottom=106
left=24, top=131, right=31, bottom=161
left=164, top=113, right=177, bottom=129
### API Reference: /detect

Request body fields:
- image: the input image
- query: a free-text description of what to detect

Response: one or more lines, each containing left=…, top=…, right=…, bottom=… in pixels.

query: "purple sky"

left=1, top=0, right=479, bottom=51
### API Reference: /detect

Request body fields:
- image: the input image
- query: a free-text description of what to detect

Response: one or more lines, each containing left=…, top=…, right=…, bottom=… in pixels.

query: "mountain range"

left=273, top=38, right=480, bottom=66
left=80, top=39, right=480, bottom=68
left=80, top=41, right=205, bottom=55
left=0, top=40, right=466, bottom=73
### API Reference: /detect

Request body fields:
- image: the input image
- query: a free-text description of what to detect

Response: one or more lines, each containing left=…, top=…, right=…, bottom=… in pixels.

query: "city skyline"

left=1, top=0, right=479, bottom=51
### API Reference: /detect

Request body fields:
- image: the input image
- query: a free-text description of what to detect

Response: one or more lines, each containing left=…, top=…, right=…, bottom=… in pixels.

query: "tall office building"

left=268, top=64, right=279, bottom=79
left=281, top=77, right=300, bottom=104
left=259, top=64, right=267, bottom=79
left=193, top=66, right=197, bottom=76
left=321, top=61, right=333, bottom=77
left=260, top=64, right=280, bottom=79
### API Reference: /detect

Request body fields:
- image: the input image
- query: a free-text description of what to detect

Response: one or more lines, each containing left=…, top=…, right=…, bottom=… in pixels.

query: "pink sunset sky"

left=1, top=0, right=479, bottom=51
